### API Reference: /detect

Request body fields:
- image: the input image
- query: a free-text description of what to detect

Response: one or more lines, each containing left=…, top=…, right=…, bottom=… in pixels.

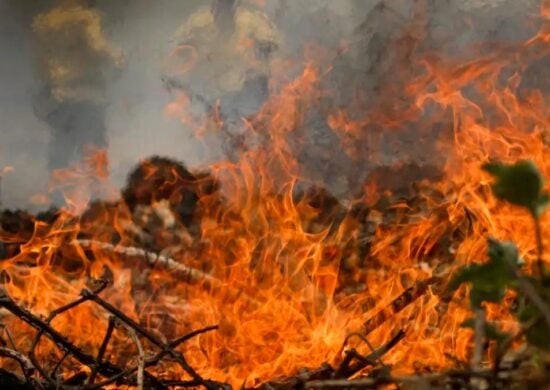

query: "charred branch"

left=0, top=285, right=225, bottom=390
left=258, top=330, right=405, bottom=389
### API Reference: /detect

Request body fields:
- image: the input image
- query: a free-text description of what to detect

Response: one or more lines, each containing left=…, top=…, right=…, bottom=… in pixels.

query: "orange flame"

left=1, top=3, right=550, bottom=387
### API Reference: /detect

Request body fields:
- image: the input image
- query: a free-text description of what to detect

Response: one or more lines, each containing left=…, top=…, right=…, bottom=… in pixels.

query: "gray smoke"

left=0, top=0, right=50, bottom=211
left=0, top=0, right=543, bottom=210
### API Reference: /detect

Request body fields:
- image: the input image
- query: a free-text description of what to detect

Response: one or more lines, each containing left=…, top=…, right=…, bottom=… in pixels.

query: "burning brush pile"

left=2, top=0, right=550, bottom=389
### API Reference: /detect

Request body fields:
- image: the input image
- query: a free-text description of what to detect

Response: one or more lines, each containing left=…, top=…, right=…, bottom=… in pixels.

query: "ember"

left=0, top=0, right=550, bottom=389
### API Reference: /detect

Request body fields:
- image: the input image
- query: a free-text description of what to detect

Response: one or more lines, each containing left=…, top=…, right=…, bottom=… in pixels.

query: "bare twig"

left=145, top=325, right=219, bottom=368
left=80, top=288, right=227, bottom=390
left=51, top=350, right=69, bottom=379
left=336, top=330, right=406, bottom=379
left=28, top=279, right=110, bottom=385
left=86, top=316, right=116, bottom=385
left=116, top=320, right=145, bottom=390
left=0, top=324, right=18, bottom=351
left=87, top=324, right=219, bottom=390
left=259, top=330, right=405, bottom=389
left=75, top=239, right=262, bottom=310
left=0, top=289, right=123, bottom=378
left=75, top=239, right=220, bottom=287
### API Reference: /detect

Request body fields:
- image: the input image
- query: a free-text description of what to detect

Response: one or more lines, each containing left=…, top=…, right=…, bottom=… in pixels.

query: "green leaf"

left=448, top=265, right=480, bottom=291
left=449, top=239, right=520, bottom=309
left=487, top=239, right=521, bottom=268
left=470, top=287, right=505, bottom=309
left=482, top=160, right=548, bottom=216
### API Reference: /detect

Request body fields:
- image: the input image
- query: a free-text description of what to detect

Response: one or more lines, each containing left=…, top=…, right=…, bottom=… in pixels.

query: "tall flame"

left=1, top=2, right=550, bottom=387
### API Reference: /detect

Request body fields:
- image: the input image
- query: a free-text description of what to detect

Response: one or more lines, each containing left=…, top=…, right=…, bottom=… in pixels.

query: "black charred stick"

left=63, top=372, right=89, bottom=386
left=362, top=277, right=439, bottom=335
left=20, top=280, right=165, bottom=389
left=336, top=330, right=405, bottom=379
left=47, top=280, right=109, bottom=321
left=82, top=288, right=175, bottom=348
left=84, top=370, right=130, bottom=390
left=50, top=350, right=69, bottom=379
left=86, top=316, right=116, bottom=385
left=0, top=323, right=18, bottom=351
left=257, top=331, right=406, bottom=390
left=334, top=350, right=376, bottom=380
left=169, top=325, right=219, bottom=348
left=87, top=374, right=200, bottom=390
left=30, top=280, right=109, bottom=351
left=0, top=291, right=123, bottom=378
left=28, top=280, right=110, bottom=386
left=145, top=325, right=219, bottom=368
left=85, top=370, right=173, bottom=390
left=27, top=340, right=55, bottom=387
left=80, top=288, right=227, bottom=390
left=86, top=325, right=220, bottom=390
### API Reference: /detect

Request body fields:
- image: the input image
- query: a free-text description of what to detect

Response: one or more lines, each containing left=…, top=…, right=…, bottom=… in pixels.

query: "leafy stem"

left=451, top=160, right=550, bottom=366
left=531, top=210, right=545, bottom=279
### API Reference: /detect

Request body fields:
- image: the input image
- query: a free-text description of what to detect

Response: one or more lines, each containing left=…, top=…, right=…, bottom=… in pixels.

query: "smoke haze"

left=0, top=0, right=542, bottom=209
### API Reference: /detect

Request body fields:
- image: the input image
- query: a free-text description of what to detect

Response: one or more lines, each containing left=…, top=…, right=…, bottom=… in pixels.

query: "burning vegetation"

left=1, top=0, right=550, bottom=389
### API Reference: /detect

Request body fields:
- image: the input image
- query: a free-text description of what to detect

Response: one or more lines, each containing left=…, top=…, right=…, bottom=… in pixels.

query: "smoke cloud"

left=0, top=0, right=543, bottom=209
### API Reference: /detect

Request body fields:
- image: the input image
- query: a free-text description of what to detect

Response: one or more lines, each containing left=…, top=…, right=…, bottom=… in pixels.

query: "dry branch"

left=74, top=239, right=262, bottom=308
left=75, top=239, right=220, bottom=287
left=118, top=321, right=145, bottom=390
left=0, top=289, right=123, bottom=378
left=0, top=285, right=226, bottom=389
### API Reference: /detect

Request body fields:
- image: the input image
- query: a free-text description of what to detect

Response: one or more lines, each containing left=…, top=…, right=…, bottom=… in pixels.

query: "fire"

left=48, top=146, right=113, bottom=214
left=1, top=1, right=550, bottom=388
left=1, top=166, right=14, bottom=175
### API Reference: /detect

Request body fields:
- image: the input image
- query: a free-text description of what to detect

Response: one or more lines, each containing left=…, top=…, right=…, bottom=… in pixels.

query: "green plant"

left=450, top=160, right=550, bottom=369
